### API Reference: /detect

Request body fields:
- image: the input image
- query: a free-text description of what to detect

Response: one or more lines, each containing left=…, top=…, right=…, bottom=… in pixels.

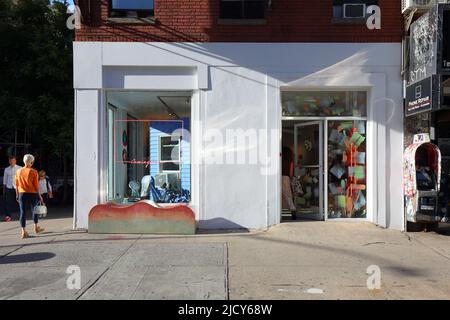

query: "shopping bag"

left=33, top=201, right=47, bottom=218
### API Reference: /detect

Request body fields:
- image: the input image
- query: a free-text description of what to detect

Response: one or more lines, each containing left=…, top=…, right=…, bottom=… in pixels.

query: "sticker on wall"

left=304, top=140, right=312, bottom=151
left=122, top=130, right=128, bottom=147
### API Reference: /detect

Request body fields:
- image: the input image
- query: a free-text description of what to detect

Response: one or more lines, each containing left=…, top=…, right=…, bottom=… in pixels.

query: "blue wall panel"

left=149, top=119, right=190, bottom=193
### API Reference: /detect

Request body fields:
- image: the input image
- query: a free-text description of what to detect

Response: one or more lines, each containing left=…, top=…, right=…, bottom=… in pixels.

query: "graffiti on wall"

left=409, top=6, right=438, bottom=84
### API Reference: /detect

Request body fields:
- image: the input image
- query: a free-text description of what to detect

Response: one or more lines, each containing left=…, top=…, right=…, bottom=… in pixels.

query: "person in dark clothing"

left=282, top=147, right=294, bottom=177
left=282, top=147, right=297, bottom=220
left=2, top=155, right=22, bottom=221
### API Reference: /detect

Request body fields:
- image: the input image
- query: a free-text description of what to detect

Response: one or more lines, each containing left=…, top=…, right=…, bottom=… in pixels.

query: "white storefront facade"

left=73, top=42, right=404, bottom=231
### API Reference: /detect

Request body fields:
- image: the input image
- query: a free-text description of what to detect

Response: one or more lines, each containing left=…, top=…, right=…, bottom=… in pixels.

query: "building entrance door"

left=281, top=90, right=369, bottom=222
left=292, top=121, right=324, bottom=220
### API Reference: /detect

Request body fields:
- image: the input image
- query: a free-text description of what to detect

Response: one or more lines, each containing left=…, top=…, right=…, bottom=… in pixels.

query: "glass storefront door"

left=326, top=120, right=367, bottom=218
left=281, top=90, right=368, bottom=220
left=293, top=121, right=324, bottom=220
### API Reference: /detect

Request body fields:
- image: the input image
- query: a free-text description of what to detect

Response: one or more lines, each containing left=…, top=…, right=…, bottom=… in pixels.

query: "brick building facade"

left=75, top=0, right=402, bottom=42
left=73, top=1, right=406, bottom=232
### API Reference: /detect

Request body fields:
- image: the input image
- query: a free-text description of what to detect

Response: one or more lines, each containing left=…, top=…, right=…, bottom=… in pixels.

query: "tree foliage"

left=0, top=0, right=73, bottom=168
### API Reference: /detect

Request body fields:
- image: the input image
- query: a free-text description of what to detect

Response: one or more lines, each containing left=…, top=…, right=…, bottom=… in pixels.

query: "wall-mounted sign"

left=406, top=75, right=443, bottom=116
left=406, top=77, right=433, bottom=116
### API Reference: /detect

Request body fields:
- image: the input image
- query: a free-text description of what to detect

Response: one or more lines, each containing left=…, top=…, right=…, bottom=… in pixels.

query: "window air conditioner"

left=125, top=10, right=138, bottom=18
left=343, top=3, right=366, bottom=18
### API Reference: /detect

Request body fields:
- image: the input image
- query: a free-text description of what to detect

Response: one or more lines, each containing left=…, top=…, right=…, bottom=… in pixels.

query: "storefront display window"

left=327, top=120, right=367, bottom=218
left=106, top=91, right=191, bottom=204
left=282, top=91, right=367, bottom=117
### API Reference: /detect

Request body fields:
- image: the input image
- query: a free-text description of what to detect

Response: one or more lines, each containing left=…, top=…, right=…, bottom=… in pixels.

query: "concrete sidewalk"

left=0, top=210, right=450, bottom=300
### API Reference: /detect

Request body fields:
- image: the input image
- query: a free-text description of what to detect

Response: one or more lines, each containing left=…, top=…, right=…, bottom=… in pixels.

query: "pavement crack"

left=75, top=235, right=142, bottom=300
left=0, top=245, right=24, bottom=260
left=362, top=241, right=386, bottom=246
left=130, top=266, right=149, bottom=299
left=408, top=235, right=450, bottom=261
left=75, top=265, right=112, bottom=300
left=271, top=284, right=305, bottom=287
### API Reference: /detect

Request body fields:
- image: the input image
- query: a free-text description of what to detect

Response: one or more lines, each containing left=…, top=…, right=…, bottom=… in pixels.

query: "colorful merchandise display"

left=291, top=168, right=320, bottom=212
left=282, top=91, right=367, bottom=117
left=327, top=120, right=367, bottom=218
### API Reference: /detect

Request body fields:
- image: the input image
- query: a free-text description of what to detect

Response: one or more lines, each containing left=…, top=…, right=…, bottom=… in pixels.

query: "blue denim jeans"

left=18, top=193, right=38, bottom=228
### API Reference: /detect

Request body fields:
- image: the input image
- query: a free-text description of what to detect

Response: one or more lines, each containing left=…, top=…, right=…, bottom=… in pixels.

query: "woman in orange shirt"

left=15, top=154, right=44, bottom=239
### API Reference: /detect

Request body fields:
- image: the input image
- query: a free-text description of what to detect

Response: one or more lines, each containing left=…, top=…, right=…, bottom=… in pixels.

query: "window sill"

left=331, top=17, right=367, bottom=25
left=217, top=18, right=267, bottom=26
left=107, top=17, right=156, bottom=25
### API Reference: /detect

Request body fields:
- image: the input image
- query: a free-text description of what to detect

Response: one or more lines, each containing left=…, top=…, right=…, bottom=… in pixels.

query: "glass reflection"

left=282, top=91, right=367, bottom=117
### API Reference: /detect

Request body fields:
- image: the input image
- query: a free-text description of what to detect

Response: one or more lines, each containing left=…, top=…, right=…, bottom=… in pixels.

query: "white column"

left=74, top=89, right=100, bottom=229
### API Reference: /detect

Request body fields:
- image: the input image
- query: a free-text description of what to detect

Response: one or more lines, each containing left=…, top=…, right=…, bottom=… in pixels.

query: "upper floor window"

left=110, top=0, right=154, bottom=18
left=332, top=0, right=377, bottom=21
left=220, top=0, right=266, bottom=20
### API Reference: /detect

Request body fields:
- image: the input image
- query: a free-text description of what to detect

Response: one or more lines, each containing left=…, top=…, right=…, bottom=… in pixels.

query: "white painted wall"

left=200, top=68, right=269, bottom=229
left=74, top=89, right=99, bottom=229
left=73, top=42, right=404, bottom=231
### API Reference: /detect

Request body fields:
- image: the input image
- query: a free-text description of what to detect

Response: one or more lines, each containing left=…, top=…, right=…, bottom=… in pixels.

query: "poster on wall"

left=409, top=6, right=438, bottom=85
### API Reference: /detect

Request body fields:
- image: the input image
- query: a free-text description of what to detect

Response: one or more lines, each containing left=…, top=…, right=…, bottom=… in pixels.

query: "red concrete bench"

left=88, top=200, right=196, bottom=235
